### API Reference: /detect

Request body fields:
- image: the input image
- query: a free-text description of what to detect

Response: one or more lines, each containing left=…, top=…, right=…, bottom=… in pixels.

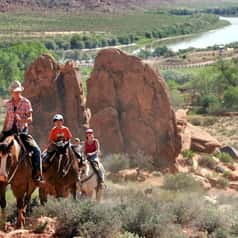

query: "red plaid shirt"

left=5, top=97, right=33, bottom=132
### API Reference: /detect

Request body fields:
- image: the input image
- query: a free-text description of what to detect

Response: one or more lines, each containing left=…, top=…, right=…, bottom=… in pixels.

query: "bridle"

left=45, top=141, right=75, bottom=177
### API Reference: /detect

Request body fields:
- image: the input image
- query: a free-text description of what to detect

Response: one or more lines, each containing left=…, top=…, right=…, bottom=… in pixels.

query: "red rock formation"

left=176, top=109, right=221, bottom=153
left=23, top=54, right=90, bottom=146
left=87, top=48, right=181, bottom=170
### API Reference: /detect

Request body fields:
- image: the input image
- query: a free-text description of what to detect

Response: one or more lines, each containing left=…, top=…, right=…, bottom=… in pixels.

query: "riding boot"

left=31, top=146, right=44, bottom=184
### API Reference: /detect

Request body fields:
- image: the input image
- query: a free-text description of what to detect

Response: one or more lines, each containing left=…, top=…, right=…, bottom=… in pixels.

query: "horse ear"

left=7, top=140, right=14, bottom=152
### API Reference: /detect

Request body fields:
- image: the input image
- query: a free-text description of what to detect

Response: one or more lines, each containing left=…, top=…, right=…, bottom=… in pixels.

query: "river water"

left=168, top=17, right=238, bottom=51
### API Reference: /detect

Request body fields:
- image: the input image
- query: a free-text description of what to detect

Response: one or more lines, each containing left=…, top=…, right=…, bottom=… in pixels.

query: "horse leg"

left=0, top=184, right=7, bottom=230
left=96, top=187, right=103, bottom=202
left=24, top=196, right=32, bottom=217
left=71, top=182, right=77, bottom=200
left=39, top=187, right=48, bottom=205
left=55, top=185, right=65, bottom=198
left=16, top=197, right=25, bottom=228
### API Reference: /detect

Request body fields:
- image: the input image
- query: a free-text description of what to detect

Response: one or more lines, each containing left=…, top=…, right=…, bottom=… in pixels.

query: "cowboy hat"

left=8, top=80, right=24, bottom=93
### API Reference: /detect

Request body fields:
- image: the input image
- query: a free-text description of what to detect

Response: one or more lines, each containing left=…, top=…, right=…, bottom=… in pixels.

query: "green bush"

left=215, top=152, right=234, bottom=164
left=163, top=173, right=203, bottom=192
left=44, top=40, right=57, bottom=50
left=194, top=206, right=228, bottom=234
left=104, top=154, right=130, bottom=173
left=224, top=86, right=238, bottom=110
left=199, top=156, right=217, bottom=169
left=211, top=228, right=229, bottom=238
left=181, top=149, right=195, bottom=160
left=33, top=198, right=121, bottom=238
left=199, top=95, right=221, bottom=114
left=167, top=195, right=201, bottom=225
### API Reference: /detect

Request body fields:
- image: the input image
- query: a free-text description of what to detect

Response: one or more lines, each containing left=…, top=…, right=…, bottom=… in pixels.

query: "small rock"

left=215, top=166, right=225, bottom=174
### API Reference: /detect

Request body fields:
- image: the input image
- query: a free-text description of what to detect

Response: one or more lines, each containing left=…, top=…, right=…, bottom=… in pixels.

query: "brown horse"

left=39, top=141, right=79, bottom=204
left=0, top=136, right=37, bottom=229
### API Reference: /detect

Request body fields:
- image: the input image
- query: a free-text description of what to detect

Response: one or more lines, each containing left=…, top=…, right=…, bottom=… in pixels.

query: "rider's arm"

left=48, top=128, right=55, bottom=144
left=95, top=139, right=101, bottom=155
left=65, top=128, right=72, bottom=140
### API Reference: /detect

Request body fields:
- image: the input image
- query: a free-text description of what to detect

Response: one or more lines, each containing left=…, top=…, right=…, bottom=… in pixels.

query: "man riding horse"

left=0, top=81, right=43, bottom=183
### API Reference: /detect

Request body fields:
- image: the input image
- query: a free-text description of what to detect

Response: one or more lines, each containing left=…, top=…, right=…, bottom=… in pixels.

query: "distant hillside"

left=0, top=0, right=237, bottom=12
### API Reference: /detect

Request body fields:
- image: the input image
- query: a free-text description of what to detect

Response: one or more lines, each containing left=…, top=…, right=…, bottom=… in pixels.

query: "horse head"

left=0, top=137, right=19, bottom=183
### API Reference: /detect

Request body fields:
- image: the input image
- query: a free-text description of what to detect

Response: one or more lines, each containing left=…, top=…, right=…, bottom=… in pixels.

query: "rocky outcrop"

left=176, top=109, right=221, bottom=153
left=23, top=54, right=90, bottom=146
left=87, top=48, right=181, bottom=170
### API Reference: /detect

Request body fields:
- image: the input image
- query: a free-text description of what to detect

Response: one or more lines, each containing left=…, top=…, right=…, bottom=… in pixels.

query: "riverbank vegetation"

left=0, top=11, right=228, bottom=48
left=160, top=57, right=238, bottom=114
left=170, top=6, right=238, bottom=16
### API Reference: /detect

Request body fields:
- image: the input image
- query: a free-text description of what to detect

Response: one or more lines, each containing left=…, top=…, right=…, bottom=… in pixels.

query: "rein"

left=7, top=158, right=22, bottom=184
left=47, top=145, right=75, bottom=177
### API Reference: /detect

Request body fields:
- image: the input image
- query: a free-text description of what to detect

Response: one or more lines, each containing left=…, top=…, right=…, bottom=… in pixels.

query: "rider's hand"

left=15, top=114, right=22, bottom=122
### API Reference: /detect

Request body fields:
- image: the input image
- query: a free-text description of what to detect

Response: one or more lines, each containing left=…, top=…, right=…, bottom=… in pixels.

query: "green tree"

left=224, top=86, right=238, bottom=110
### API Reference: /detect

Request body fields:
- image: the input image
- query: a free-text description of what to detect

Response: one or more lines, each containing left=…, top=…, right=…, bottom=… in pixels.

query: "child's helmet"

left=53, top=114, right=64, bottom=122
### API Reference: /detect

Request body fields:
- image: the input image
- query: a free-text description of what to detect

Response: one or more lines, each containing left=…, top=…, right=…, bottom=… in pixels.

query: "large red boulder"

left=23, top=54, right=90, bottom=146
left=87, top=49, right=181, bottom=169
left=176, top=109, right=221, bottom=153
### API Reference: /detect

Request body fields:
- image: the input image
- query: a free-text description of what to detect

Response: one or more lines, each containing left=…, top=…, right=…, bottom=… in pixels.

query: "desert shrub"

left=114, top=194, right=175, bottom=237
left=194, top=206, right=228, bottom=234
left=104, top=154, right=130, bottom=173
left=199, top=156, right=217, bottom=169
left=130, top=150, right=155, bottom=171
left=210, top=228, right=229, bottom=238
left=33, top=198, right=121, bottom=238
left=167, top=194, right=204, bottom=225
left=163, top=173, right=203, bottom=192
left=215, top=152, right=234, bottom=164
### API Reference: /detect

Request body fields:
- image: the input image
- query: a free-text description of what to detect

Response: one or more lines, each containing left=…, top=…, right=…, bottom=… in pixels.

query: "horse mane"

left=3, top=136, right=21, bottom=163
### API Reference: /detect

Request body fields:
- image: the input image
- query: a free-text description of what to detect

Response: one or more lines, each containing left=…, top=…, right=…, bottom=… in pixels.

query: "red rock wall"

left=23, top=54, right=90, bottom=146
left=87, top=49, right=181, bottom=169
